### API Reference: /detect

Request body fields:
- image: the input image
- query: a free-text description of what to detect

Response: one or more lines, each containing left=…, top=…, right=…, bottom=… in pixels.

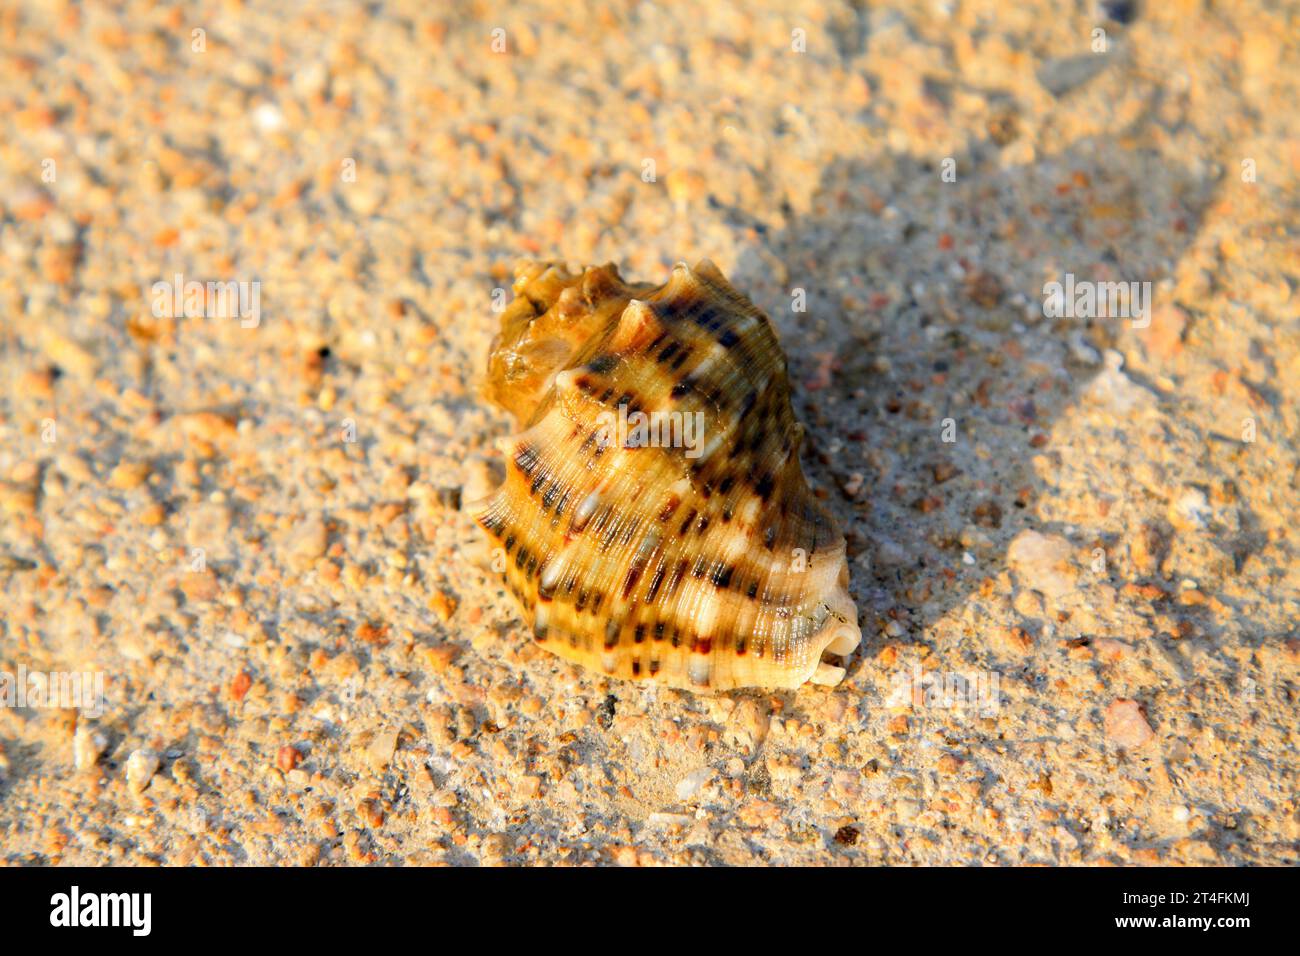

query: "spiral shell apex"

left=474, top=259, right=861, bottom=691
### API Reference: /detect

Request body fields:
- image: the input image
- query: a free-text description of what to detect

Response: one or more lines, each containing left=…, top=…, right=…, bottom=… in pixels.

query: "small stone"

left=874, top=537, right=910, bottom=565
left=343, top=184, right=385, bottom=217
left=180, top=570, right=220, bottom=602
left=286, top=769, right=311, bottom=789
left=1104, top=699, right=1155, bottom=749
left=230, top=671, right=252, bottom=702
left=1138, top=304, right=1186, bottom=360
left=173, top=411, right=237, bottom=446
left=125, top=748, right=161, bottom=794
left=418, top=644, right=460, bottom=672
left=1169, top=489, right=1210, bottom=531
left=722, top=698, right=770, bottom=754
left=675, top=767, right=714, bottom=801
left=1092, top=639, right=1130, bottom=661
left=358, top=798, right=385, bottom=828
left=139, top=503, right=167, bottom=526
left=367, top=729, right=399, bottom=771
left=287, top=516, right=328, bottom=567
left=277, top=746, right=302, bottom=773
left=1037, top=54, right=1111, bottom=97
left=1129, top=522, right=1165, bottom=576
left=1007, top=530, right=1077, bottom=600
left=964, top=270, right=1002, bottom=308
left=1068, top=332, right=1102, bottom=366
left=971, top=500, right=1003, bottom=528
left=1012, top=588, right=1045, bottom=619
left=107, top=461, right=151, bottom=491
left=252, top=102, right=285, bottom=133
left=895, top=799, right=921, bottom=822
left=479, top=832, right=513, bottom=866
left=428, top=590, right=458, bottom=622
left=74, top=723, right=108, bottom=771
left=171, top=757, right=196, bottom=785
left=931, top=460, right=958, bottom=484
left=986, top=110, right=1019, bottom=146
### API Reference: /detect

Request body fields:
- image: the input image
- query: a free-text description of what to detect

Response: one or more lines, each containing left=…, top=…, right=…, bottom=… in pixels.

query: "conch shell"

left=473, top=259, right=860, bottom=691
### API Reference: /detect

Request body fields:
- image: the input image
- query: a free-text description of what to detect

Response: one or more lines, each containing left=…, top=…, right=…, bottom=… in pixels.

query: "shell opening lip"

left=809, top=611, right=861, bottom=688
left=810, top=661, right=847, bottom=686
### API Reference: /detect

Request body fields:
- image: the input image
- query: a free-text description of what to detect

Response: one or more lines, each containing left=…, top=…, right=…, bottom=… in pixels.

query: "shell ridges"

left=475, top=259, right=861, bottom=691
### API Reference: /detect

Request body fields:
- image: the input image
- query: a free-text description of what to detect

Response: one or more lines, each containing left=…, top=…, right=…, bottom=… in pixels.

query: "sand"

left=0, top=0, right=1297, bottom=865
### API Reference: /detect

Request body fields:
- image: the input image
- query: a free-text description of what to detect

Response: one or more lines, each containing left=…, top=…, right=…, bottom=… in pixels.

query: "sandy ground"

left=1, top=0, right=1297, bottom=865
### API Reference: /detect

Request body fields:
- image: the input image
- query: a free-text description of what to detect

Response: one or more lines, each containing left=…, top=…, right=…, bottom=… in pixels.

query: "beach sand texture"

left=0, top=0, right=1297, bottom=864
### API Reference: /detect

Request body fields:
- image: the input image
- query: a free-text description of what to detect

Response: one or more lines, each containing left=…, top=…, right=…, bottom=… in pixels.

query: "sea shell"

left=474, top=259, right=860, bottom=691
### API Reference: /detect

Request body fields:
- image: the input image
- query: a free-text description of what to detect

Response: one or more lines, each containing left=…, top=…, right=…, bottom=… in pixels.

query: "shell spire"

left=474, top=259, right=861, bottom=691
